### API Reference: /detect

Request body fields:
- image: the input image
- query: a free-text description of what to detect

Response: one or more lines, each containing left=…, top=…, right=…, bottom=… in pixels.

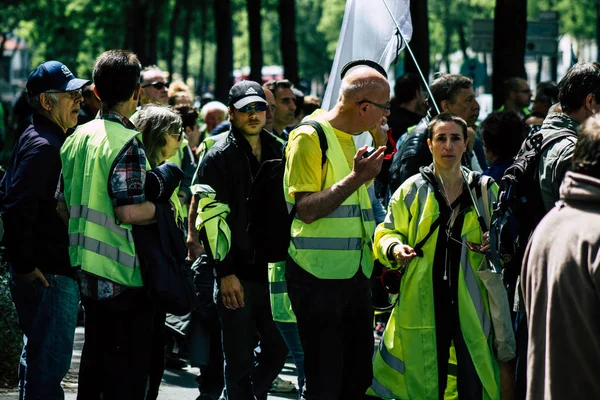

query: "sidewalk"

left=0, top=327, right=299, bottom=400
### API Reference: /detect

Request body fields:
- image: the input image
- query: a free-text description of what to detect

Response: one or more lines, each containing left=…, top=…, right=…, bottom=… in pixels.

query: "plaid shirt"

left=59, top=111, right=148, bottom=299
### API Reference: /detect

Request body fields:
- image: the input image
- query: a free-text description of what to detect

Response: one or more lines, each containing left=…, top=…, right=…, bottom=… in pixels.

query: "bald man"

left=283, top=63, right=389, bottom=399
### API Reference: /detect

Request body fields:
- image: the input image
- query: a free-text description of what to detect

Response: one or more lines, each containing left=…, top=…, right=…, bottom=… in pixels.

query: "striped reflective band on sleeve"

left=291, top=237, right=363, bottom=251
left=269, top=281, right=288, bottom=294
left=69, top=233, right=138, bottom=269
left=460, top=245, right=491, bottom=338
left=370, top=376, right=400, bottom=399
left=69, top=204, right=134, bottom=243
left=379, top=340, right=405, bottom=374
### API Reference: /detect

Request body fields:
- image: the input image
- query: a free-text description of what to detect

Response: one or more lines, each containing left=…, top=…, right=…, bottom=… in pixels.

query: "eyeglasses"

left=170, top=128, right=184, bottom=141
left=142, top=81, right=170, bottom=90
left=517, top=89, right=532, bottom=94
left=237, top=103, right=268, bottom=113
left=356, top=99, right=391, bottom=111
left=46, top=89, right=83, bottom=99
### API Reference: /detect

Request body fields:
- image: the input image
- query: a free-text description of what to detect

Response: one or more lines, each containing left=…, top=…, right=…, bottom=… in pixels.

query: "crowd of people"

left=0, top=48, right=599, bottom=400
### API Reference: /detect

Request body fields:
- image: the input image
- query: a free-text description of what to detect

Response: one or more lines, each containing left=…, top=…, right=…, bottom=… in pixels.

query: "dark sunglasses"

left=237, top=103, right=268, bottom=113
left=380, top=267, right=406, bottom=294
left=142, top=81, right=170, bottom=90
left=356, top=99, right=391, bottom=111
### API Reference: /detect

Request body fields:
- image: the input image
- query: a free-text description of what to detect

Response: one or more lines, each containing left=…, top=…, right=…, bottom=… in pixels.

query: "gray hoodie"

left=523, top=171, right=600, bottom=399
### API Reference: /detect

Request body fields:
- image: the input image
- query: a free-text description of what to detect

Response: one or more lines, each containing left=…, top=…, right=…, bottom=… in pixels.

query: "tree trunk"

left=492, top=0, right=527, bottom=109
left=247, top=0, right=263, bottom=83
left=457, top=24, right=468, bottom=61
left=181, top=4, right=193, bottom=81
left=168, top=0, right=183, bottom=79
left=198, top=0, right=209, bottom=95
left=124, top=0, right=149, bottom=65
left=278, top=0, right=299, bottom=85
left=214, top=0, right=233, bottom=102
left=147, top=0, right=162, bottom=66
left=404, top=0, right=430, bottom=80
left=443, top=1, right=451, bottom=73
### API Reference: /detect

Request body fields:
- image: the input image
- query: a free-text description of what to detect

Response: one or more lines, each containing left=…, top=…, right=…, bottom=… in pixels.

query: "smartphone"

left=362, top=147, right=376, bottom=159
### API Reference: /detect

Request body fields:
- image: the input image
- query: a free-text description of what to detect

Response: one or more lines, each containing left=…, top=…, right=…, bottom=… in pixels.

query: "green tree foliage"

left=529, top=0, right=596, bottom=40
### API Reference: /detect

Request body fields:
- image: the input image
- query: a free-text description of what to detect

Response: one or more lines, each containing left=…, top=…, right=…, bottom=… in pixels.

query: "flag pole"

left=381, top=0, right=440, bottom=114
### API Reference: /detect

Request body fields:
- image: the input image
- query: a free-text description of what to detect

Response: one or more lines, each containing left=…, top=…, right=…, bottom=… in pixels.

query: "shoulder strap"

left=540, top=129, right=577, bottom=152
left=297, top=120, right=328, bottom=166
left=413, top=218, right=441, bottom=257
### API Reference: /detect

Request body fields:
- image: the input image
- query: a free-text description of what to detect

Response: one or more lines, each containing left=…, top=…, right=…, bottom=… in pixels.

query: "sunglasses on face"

left=237, top=103, right=268, bottom=113
left=142, top=81, right=170, bottom=90
left=170, top=128, right=184, bottom=141
left=356, top=99, right=391, bottom=111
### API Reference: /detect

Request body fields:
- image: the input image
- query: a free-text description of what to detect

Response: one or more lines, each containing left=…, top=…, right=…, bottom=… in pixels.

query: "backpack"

left=247, top=120, right=328, bottom=263
left=489, top=128, right=577, bottom=292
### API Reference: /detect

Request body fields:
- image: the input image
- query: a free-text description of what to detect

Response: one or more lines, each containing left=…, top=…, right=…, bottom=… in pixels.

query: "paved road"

left=0, top=327, right=300, bottom=400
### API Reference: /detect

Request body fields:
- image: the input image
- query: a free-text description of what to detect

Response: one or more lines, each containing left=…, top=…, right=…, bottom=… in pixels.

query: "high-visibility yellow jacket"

left=60, top=119, right=150, bottom=286
left=283, top=114, right=375, bottom=279
left=369, top=168, right=500, bottom=400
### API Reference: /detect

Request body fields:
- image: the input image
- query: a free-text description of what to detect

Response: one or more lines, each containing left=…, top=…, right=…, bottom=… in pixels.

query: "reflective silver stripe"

left=326, top=204, right=361, bottom=218
left=291, top=237, right=362, bottom=250
left=269, top=281, right=288, bottom=295
left=380, top=340, right=405, bottom=374
left=415, top=184, right=430, bottom=224
left=70, top=205, right=134, bottom=243
left=403, top=183, right=418, bottom=211
left=362, top=208, right=374, bottom=222
left=286, top=201, right=295, bottom=214
left=70, top=233, right=138, bottom=269
left=370, top=376, right=399, bottom=398
left=461, top=244, right=491, bottom=338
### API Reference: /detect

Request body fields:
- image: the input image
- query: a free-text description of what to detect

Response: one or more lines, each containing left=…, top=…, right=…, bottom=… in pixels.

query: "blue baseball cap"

left=26, top=60, right=90, bottom=96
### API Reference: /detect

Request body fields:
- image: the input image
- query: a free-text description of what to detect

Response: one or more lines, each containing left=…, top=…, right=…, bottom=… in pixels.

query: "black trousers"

left=286, top=258, right=374, bottom=400
left=216, top=279, right=288, bottom=400
left=78, top=289, right=155, bottom=400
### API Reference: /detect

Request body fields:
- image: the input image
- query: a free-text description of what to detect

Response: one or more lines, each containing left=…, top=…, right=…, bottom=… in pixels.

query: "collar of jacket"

left=228, top=126, right=280, bottom=156
left=32, top=113, right=68, bottom=140
left=540, top=112, right=579, bottom=134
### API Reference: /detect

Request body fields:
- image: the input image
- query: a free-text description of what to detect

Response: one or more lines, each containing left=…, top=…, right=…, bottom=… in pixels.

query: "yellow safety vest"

left=60, top=119, right=151, bottom=286
left=283, top=115, right=375, bottom=279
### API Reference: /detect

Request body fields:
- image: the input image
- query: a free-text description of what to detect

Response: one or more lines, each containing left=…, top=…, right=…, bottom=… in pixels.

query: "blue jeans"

left=275, top=322, right=305, bottom=400
left=10, top=272, right=80, bottom=400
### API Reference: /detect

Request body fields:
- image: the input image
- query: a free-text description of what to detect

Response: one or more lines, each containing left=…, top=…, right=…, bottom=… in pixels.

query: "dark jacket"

left=388, top=115, right=431, bottom=195
left=196, top=127, right=284, bottom=282
left=387, top=106, right=424, bottom=143
left=0, top=115, right=71, bottom=276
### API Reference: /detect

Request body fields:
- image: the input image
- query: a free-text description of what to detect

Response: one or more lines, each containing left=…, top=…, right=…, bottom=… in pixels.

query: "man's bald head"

left=338, top=66, right=390, bottom=104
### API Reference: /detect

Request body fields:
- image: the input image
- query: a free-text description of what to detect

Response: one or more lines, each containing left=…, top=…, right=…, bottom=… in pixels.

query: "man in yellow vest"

left=283, top=60, right=389, bottom=399
left=56, top=50, right=158, bottom=399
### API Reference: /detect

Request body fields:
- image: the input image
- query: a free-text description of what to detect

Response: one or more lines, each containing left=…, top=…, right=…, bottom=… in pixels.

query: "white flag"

left=321, top=0, right=413, bottom=111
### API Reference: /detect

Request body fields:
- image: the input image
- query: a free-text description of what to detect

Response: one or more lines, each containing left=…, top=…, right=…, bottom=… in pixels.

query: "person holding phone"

left=371, top=113, right=503, bottom=399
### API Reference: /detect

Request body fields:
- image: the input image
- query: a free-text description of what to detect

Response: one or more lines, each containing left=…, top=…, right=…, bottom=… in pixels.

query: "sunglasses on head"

left=237, top=103, right=268, bottom=113
left=142, top=81, right=170, bottom=90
